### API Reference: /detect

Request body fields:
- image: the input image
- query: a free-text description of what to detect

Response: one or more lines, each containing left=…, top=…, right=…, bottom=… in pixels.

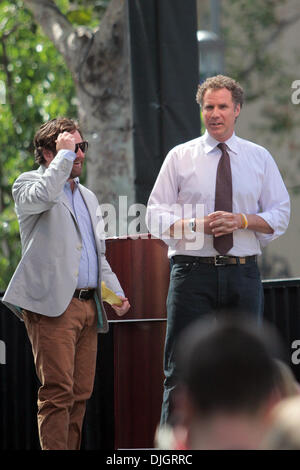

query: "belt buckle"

left=78, top=288, right=89, bottom=300
left=214, top=255, right=228, bottom=266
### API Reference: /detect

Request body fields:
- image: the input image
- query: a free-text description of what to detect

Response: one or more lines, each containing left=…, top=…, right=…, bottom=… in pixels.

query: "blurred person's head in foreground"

left=172, top=314, right=287, bottom=450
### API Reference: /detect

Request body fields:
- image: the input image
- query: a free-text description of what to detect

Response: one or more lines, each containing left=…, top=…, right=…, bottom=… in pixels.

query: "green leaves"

left=67, top=8, right=93, bottom=25
left=59, top=0, right=110, bottom=26
left=0, top=0, right=112, bottom=290
left=0, top=0, right=77, bottom=290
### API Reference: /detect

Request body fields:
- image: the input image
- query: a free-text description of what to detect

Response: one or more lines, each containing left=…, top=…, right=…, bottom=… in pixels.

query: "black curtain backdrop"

left=127, top=0, right=201, bottom=204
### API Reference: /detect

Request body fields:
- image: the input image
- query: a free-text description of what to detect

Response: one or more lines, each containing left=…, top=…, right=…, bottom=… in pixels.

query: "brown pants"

left=23, top=297, right=98, bottom=450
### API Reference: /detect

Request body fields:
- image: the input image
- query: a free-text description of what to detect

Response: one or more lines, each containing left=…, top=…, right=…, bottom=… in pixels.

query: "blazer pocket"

left=22, top=258, right=55, bottom=301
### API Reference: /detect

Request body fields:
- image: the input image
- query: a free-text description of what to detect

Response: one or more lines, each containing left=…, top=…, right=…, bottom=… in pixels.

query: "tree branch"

left=260, top=12, right=300, bottom=53
left=238, top=13, right=300, bottom=80
left=96, top=0, right=124, bottom=44
left=22, top=0, right=80, bottom=71
left=75, top=0, right=125, bottom=99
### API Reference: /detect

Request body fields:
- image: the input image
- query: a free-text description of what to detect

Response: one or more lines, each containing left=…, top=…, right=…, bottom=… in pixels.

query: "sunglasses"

left=74, top=141, right=89, bottom=153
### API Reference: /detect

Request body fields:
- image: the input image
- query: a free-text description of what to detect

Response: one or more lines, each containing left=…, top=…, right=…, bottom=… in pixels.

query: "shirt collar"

left=64, top=177, right=80, bottom=190
left=202, top=130, right=239, bottom=155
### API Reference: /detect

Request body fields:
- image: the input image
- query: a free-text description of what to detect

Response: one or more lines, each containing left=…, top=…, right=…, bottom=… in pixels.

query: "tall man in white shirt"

left=2, top=117, right=130, bottom=449
left=146, top=75, right=290, bottom=425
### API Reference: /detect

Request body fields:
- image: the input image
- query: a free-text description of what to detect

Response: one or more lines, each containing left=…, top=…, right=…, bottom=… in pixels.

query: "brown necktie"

left=213, top=143, right=233, bottom=255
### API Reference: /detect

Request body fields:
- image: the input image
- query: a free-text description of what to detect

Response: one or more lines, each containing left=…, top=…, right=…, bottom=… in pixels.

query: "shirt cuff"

left=255, top=212, right=277, bottom=246
left=58, top=149, right=76, bottom=162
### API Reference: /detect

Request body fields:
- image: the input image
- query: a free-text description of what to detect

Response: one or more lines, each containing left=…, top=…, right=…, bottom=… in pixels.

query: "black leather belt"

left=172, top=255, right=257, bottom=266
left=73, top=288, right=95, bottom=301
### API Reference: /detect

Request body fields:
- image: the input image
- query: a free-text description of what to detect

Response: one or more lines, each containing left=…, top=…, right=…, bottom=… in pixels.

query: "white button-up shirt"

left=146, top=131, right=290, bottom=257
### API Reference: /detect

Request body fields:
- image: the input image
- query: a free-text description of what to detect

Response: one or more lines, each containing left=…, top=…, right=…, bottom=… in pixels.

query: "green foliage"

left=0, top=1, right=78, bottom=290
left=223, top=0, right=299, bottom=141
left=223, top=0, right=288, bottom=87
left=0, top=0, right=111, bottom=290
left=59, top=0, right=110, bottom=27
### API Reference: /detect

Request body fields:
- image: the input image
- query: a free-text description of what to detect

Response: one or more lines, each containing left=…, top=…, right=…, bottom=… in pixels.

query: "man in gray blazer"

left=2, top=117, right=130, bottom=450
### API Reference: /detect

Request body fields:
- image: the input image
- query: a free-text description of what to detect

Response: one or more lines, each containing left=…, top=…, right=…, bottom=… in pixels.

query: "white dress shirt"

left=146, top=131, right=290, bottom=257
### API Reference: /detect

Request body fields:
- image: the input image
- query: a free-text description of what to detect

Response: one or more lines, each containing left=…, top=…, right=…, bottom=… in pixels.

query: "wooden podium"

left=104, top=234, right=170, bottom=449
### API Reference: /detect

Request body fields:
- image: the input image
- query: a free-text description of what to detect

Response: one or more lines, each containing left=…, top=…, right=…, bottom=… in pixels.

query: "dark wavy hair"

left=34, top=117, right=83, bottom=165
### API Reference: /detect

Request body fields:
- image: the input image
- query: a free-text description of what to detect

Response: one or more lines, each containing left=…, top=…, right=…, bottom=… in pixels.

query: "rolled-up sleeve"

left=13, top=150, right=76, bottom=215
left=146, top=149, right=182, bottom=247
left=256, top=153, right=290, bottom=247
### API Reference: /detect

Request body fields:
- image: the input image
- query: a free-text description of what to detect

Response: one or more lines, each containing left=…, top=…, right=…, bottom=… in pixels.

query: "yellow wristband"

left=240, top=213, right=248, bottom=229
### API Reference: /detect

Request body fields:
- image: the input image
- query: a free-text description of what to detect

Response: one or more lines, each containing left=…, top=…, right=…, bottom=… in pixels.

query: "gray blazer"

left=2, top=152, right=124, bottom=333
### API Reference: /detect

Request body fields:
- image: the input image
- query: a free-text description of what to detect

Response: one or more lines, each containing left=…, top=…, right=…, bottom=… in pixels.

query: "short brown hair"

left=196, top=75, right=244, bottom=109
left=34, top=117, right=82, bottom=165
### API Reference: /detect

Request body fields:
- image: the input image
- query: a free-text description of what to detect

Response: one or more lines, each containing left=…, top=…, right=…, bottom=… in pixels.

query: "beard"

left=70, top=160, right=83, bottom=178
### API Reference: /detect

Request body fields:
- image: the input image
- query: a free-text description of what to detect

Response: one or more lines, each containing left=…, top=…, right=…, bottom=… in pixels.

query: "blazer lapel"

left=61, top=192, right=76, bottom=219
left=78, top=184, right=98, bottom=235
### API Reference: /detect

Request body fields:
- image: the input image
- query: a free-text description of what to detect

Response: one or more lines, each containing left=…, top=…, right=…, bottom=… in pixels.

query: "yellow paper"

left=101, top=281, right=122, bottom=306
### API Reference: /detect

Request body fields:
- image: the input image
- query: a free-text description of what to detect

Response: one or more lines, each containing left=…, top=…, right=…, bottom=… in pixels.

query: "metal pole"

left=210, top=0, right=220, bottom=35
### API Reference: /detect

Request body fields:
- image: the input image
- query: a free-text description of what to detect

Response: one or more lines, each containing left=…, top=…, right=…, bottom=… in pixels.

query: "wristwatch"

left=188, top=218, right=196, bottom=232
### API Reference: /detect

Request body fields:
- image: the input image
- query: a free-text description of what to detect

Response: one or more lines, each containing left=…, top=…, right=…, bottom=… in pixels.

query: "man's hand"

left=55, top=131, right=76, bottom=152
left=208, top=211, right=242, bottom=237
left=112, top=297, right=130, bottom=317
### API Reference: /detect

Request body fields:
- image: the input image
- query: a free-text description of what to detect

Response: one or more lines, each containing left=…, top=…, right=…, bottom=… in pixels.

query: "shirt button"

left=77, top=244, right=82, bottom=251
left=75, top=271, right=78, bottom=277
